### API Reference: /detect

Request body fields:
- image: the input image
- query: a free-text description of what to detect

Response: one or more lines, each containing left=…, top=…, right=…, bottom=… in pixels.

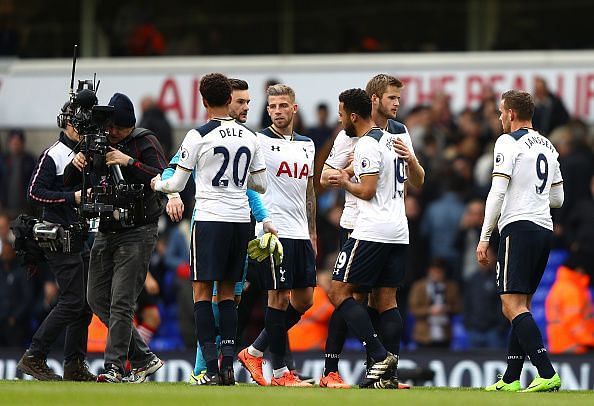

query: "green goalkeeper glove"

left=268, top=234, right=283, bottom=266
left=247, top=233, right=284, bottom=265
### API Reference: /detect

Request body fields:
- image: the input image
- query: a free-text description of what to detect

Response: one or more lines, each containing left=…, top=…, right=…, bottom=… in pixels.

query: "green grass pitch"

left=2, top=381, right=594, bottom=406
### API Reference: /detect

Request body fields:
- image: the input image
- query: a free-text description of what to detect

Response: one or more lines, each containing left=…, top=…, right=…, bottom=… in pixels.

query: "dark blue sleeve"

left=28, top=151, right=75, bottom=205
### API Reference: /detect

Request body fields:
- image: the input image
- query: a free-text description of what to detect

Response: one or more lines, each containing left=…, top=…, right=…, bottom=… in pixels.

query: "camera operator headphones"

left=57, top=101, right=72, bottom=129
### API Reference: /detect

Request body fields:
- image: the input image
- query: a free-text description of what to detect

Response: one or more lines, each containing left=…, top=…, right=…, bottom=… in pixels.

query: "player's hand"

left=71, top=152, right=87, bottom=171
left=393, top=138, right=413, bottom=163
left=166, top=196, right=184, bottom=222
left=476, top=240, right=490, bottom=266
left=327, top=168, right=350, bottom=188
left=344, top=163, right=355, bottom=178
left=105, top=147, right=132, bottom=166
left=151, top=174, right=161, bottom=191
left=263, top=220, right=278, bottom=236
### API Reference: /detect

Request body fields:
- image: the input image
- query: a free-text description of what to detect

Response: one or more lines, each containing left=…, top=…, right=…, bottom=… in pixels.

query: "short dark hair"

left=501, top=90, right=535, bottom=121
left=339, top=88, right=371, bottom=119
left=229, top=78, right=248, bottom=91
left=365, top=74, right=403, bottom=99
left=200, top=73, right=232, bottom=107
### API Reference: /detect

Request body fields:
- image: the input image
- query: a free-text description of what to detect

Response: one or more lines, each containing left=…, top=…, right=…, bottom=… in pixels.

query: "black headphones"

left=57, top=101, right=72, bottom=129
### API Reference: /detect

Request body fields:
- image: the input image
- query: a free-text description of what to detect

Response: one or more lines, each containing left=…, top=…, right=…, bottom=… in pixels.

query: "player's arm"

left=343, top=172, right=378, bottom=200
left=246, top=188, right=277, bottom=235
left=247, top=138, right=268, bottom=194
left=329, top=138, right=379, bottom=200
left=320, top=132, right=352, bottom=188
left=163, top=150, right=184, bottom=222
left=320, top=164, right=340, bottom=188
left=247, top=169, right=267, bottom=194
left=476, top=175, right=509, bottom=265
left=549, top=162, right=564, bottom=208
left=477, top=137, right=515, bottom=265
left=153, top=166, right=191, bottom=193
left=306, top=176, right=317, bottom=253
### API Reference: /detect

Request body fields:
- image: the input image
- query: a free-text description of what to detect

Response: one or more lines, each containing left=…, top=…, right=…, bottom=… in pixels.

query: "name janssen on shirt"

left=524, top=136, right=555, bottom=153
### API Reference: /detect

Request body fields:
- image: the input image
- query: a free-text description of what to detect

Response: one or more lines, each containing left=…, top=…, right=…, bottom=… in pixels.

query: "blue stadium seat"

left=151, top=303, right=185, bottom=351
left=450, top=314, right=469, bottom=351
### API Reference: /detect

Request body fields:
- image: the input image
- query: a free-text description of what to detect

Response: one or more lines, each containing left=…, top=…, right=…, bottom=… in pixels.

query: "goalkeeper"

left=162, top=150, right=279, bottom=383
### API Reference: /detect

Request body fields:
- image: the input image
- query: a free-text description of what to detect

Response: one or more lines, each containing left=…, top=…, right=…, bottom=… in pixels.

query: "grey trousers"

left=87, top=223, right=158, bottom=372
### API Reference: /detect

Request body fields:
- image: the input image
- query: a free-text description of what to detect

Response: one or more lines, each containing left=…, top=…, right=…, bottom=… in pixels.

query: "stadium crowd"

left=0, top=78, right=592, bottom=358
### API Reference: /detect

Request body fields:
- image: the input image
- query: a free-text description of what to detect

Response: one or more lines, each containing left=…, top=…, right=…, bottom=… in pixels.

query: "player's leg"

left=329, top=239, right=396, bottom=388
left=282, top=239, right=317, bottom=384
left=239, top=238, right=309, bottom=386
left=191, top=221, right=230, bottom=385
left=192, top=281, right=218, bottom=384
left=370, top=243, right=409, bottom=389
left=217, top=280, right=238, bottom=385
left=321, top=291, right=366, bottom=388
left=490, top=222, right=559, bottom=392
left=217, top=222, right=252, bottom=386
left=322, top=226, right=354, bottom=385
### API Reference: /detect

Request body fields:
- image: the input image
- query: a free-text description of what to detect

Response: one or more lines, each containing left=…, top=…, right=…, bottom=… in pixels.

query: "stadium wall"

left=0, top=350, right=593, bottom=389
left=1, top=51, right=594, bottom=141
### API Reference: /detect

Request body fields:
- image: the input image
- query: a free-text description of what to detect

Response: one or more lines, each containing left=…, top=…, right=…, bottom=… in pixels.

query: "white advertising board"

left=1, top=51, right=594, bottom=130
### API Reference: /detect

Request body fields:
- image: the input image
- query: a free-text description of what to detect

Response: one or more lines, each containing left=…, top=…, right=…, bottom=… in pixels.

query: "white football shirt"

left=325, top=130, right=358, bottom=230
left=350, top=127, right=415, bottom=244
left=258, top=126, right=315, bottom=239
left=492, top=127, right=563, bottom=231
left=325, top=120, right=411, bottom=230
left=177, top=118, right=266, bottom=222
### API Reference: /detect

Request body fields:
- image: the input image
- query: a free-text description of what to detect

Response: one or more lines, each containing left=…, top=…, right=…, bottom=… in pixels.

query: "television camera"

left=64, top=45, right=144, bottom=229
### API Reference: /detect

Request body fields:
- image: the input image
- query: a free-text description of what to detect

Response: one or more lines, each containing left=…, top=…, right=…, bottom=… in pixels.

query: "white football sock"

left=247, top=345, right=264, bottom=358
left=273, top=366, right=289, bottom=378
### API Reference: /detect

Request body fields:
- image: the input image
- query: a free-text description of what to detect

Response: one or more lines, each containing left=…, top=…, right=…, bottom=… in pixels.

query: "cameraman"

left=16, top=103, right=95, bottom=382
left=66, top=93, right=167, bottom=383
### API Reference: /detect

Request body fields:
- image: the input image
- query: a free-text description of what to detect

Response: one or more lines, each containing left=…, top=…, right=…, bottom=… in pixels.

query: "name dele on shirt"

left=219, top=128, right=243, bottom=138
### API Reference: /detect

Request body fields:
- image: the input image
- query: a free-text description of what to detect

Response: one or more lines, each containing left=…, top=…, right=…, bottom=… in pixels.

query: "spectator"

left=259, top=79, right=279, bottom=128
left=554, top=121, right=594, bottom=231
left=139, top=96, right=174, bottom=158
left=563, top=174, right=594, bottom=252
left=455, top=199, right=485, bottom=281
left=0, top=129, right=36, bottom=216
left=545, top=250, right=594, bottom=354
left=532, top=76, right=570, bottom=136
left=463, top=244, right=507, bottom=349
left=409, top=259, right=461, bottom=348
left=420, top=173, right=466, bottom=273
left=307, top=103, right=333, bottom=153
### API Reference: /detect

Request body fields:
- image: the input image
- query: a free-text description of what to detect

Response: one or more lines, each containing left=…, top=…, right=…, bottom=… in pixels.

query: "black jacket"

left=28, top=132, right=81, bottom=226
left=64, top=128, right=167, bottom=231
